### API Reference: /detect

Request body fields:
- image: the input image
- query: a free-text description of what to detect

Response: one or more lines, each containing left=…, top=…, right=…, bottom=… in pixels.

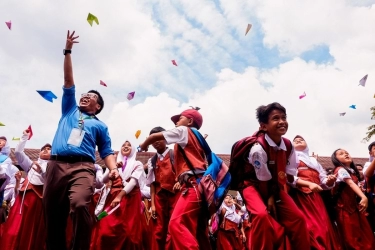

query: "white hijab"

left=116, top=140, right=145, bottom=189
left=294, top=137, right=321, bottom=171
left=219, top=196, right=241, bottom=224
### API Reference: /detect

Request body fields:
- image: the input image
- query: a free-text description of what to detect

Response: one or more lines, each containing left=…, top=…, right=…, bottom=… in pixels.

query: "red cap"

left=171, top=109, right=203, bottom=130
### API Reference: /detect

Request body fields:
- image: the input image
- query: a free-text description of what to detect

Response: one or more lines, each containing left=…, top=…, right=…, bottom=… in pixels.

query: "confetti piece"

left=135, top=130, right=141, bottom=139
left=0, top=122, right=4, bottom=126
left=27, top=125, right=33, bottom=140
left=5, top=21, right=11, bottom=30
left=339, top=112, right=346, bottom=116
left=36, top=90, right=57, bottom=103
left=87, top=13, right=99, bottom=26
left=127, top=91, right=135, bottom=100
left=12, top=137, right=20, bottom=141
left=299, top=92, right=306, bottom=99
left=245, top=24, right=252, bottom=36
left=100, top=80, right=107, bottom=87
left=349, top=105, right=356, bottom=109
left=171, top=60, right=178, bottom=66
left=359, top=74, right=368, bottom=87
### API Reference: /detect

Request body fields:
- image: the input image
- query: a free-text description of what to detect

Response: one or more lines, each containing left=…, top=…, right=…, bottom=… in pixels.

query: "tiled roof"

left=9, top=149, right=368, bottom=172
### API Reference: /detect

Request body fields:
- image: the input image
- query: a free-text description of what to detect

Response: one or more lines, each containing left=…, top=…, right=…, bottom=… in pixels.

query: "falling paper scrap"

left=171, top=60, right=178, bottom=66
left=245, top=24, right=252, bottom=36
left=100, top=80, right=107, bottom=87
left=299, top=92, right=306, bottom=99
left=87, top=13, right=99, bottom=26
left=339, top=112, right=346, bottom=116
left=359, top=74, right=368, bottom=87
left=27, top=125, right=33, bottom=140
left=135, top=130, right=141, bottom=139
left=37, top=90, right=57, bottom=103
left=12, top=137, right=20, bottom=141
left=97, top=204, right=120, bottom=220
left=0, top=122, right=4, bottom=126
left=127, top=91, right=135, bottom=100
left=189, top=106, right=201, bottom=111
left=5, top=21, right=11, bottom=30
left=349, top=105, right=356, bottom=109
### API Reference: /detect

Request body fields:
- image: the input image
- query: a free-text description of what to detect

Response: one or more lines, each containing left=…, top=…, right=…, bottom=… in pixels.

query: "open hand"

left=66, top=30, right=79, bottom=50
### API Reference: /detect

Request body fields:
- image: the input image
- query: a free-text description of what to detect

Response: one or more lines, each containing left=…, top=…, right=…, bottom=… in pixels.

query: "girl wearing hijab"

left=216, top=194, right=243, bottom=250
left=331, top=148, right=375, bottom=250
left=91, top=140, right=144, bottom=250
left=1, top=130, right=51, bottom=250
left=0, top=136, right=13, bottom=224
left=292, top=135, right=341, bottom=250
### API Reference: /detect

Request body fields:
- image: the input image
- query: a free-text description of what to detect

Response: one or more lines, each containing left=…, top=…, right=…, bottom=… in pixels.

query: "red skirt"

left=0, top=190, right=46, bottom=250
left=292, top=190, right=342, bottom=250
left=91, top=187, right=143, bottom=250
left=216, top=228, right=242, bottom=250
left=336, top=207, right=375, bottom=250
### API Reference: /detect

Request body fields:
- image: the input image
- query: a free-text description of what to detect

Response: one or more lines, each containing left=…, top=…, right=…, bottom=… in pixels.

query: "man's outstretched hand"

left=66, top=30, right=79, bottom=50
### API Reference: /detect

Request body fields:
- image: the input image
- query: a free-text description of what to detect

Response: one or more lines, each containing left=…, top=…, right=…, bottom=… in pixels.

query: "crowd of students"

left=1, top=30, right=375, bottom=250
left=1, top=102, right=375, bottom=250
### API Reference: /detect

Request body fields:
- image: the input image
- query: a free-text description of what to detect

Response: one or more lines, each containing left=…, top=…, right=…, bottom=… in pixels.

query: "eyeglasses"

left=81, top=93, right=98, bottom=99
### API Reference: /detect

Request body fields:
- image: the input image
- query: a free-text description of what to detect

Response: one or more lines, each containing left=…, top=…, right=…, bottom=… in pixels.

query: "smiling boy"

left=240, top=102, right=310, bottom=250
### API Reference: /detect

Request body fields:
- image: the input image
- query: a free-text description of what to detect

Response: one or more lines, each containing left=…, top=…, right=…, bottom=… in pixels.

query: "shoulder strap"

left=283, top=138, right=293, bottom=159
left=169, top=149, right=174, bottom=166
left=151, top=154, right=157, bottom=169
left=177, top=145, right=198, bottom=179
left=190, top=128, right=212, bottom=164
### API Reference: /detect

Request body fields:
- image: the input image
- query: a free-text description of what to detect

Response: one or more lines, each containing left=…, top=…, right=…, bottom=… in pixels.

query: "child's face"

left=175, top=115, right=193, bottom=127
left=39, top=146, right=51, bottom=160
left=121, top=141, right=132, bottom=157
left=0, top=139, right=5, bottom=149
left=335, top=149, right=352, bottom=166
left=370, top=146, right=375, bottom=157
left=152, top=139, right=167, bottom=152
left=223, top=195, right=233, bottom=206
left=293, top=137, right=307, bottom=151
left=261, top=110, right=288, bottom=138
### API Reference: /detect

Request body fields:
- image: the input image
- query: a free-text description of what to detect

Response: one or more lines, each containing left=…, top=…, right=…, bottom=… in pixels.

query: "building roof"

left=9, top=148, right=369, bottom=171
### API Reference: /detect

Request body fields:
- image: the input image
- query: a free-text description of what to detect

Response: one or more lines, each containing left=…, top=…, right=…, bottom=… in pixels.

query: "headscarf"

left=294, top=135, right=320, bottom=171
left=0, top=139, right=11, bottom=157
left=219, top=195, right=241, bottom=224
left=116, top=140, right=145, bottom=189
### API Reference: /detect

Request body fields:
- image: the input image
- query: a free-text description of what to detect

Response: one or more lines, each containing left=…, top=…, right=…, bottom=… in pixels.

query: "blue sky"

left=1, top=0, right=375, bottom=157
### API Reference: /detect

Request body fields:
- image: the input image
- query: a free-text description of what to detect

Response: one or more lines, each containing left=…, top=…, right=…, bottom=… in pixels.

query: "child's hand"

left=116, top=161, right=123, bottom=168
left=14, top=171, right=22, bottom=182
left=139, top=143, right=148, bottom=152
left=308, top=183, right=323, bottom=192
left=151, top=205, right=157, bottom=219
left=359, top=196, right=368, bottom=213
left=111, top=194, right=123, bottom=207
left=326, top=173, right=337, bottom=187
left=173, top=182, right=181, bottom=191
left=267, top=195, right=277, bottom=220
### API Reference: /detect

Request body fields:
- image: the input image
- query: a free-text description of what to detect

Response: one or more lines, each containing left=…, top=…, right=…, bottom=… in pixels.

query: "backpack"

left=178, top=128, right=231, bottom=217
left=229, top=130, right=292, bottom=191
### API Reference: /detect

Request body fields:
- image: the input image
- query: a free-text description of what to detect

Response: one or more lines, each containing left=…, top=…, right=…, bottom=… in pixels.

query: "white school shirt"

left=15, top=134, right=47, bottom=185
left=0, top=158, right=13, bottom=192
left=363, top=161, right=374, bottom=176
left=146, top=148, right=170, bottom=186
left=248, top=134, right=298, bottom=185
left=336, top=168, right=353, bottom=182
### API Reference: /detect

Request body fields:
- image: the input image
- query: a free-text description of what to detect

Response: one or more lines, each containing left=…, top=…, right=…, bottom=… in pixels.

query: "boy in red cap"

left=139, top=108, right=211, bottom=250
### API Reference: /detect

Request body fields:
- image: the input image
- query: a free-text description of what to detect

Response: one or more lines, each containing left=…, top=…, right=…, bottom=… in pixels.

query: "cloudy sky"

left=1, top=0, right=375, bottom=158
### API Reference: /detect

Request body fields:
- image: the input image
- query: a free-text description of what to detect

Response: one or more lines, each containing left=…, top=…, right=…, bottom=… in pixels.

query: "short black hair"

left=88, top=90, right=104, bottom=114
left=149, top=126, right=165, bottom=135
left=256, top=102, right=286, bottom=124
left=368, top=141, right=375, bottom=152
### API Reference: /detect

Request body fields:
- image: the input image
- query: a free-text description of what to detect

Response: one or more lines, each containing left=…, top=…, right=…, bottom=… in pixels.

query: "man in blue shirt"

left=43, top=30, right=119, bottom=250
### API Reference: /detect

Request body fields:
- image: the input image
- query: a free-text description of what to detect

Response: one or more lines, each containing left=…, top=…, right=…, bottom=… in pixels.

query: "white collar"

left=157, top=148, right=169, bottom=159
left=265, top=134, right=286, bottom=151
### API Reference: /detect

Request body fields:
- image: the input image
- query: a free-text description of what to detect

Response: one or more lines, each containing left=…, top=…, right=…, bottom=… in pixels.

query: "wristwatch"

left=63, top=49, right=72, bottom=55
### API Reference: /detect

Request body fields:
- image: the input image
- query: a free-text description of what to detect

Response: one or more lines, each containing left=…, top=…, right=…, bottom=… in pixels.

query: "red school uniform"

left=333, top=167, right=375, bottom=250
left=148, top=149, right=180, bottom=250
left=162, top=126, right=211, bottom=250
left=239, top=133, right=310, bottom=250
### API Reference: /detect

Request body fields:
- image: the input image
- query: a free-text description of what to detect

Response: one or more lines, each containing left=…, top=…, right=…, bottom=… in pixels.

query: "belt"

left=50, top=155, right=95, bottom=164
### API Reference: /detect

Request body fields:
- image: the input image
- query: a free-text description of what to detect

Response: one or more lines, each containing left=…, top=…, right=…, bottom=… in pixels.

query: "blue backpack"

left=178, top=128, right=231, bottom=216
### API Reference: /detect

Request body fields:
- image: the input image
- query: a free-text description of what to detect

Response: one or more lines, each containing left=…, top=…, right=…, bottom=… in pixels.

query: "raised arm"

left=64, top=30, right=79, bottom=88
left=14, top=131, right=33, bottom=172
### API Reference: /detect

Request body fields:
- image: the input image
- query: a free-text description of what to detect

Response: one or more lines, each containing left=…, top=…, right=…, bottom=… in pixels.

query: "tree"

left=363, top=106, right=375, bottom=142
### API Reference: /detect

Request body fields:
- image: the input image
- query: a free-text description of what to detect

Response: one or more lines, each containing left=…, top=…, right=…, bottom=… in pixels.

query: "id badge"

left=67, top=128, right=85, bottom=147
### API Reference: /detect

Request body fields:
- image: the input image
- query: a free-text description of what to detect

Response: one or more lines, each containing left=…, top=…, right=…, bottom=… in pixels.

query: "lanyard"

left=78, top=111, right=93, bottom=135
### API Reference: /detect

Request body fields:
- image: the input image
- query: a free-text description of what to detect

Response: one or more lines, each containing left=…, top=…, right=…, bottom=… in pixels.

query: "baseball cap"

left=171, top=109, right=203, bottom=130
